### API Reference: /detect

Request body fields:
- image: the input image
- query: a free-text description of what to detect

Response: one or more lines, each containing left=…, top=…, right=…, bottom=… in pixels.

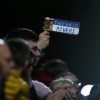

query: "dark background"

left=0, top=0, right=100, bottom=84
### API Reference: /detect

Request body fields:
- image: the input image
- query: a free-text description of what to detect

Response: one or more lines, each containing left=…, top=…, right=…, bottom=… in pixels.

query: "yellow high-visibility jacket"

left=4, top=69, right=29, bottom=100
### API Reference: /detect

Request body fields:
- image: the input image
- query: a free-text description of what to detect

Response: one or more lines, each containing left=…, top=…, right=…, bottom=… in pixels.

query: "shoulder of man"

left=31, top=80, right=52, bottom=98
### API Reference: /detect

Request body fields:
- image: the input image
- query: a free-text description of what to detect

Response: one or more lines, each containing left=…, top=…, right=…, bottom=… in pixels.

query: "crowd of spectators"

left=0, top=27, right=100, bottom=100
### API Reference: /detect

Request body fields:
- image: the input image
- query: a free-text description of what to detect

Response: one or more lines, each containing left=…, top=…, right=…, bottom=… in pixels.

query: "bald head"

left=0, top=39, right=14, bottom=78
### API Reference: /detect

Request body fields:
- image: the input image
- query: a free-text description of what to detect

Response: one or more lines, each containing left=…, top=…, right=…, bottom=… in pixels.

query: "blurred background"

left=0, top=0, right=100, bottom=84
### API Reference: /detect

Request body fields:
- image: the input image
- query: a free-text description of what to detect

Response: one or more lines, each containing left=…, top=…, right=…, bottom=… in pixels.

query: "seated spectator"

left=33, top=59, right=81, bottom=100
left=0, top=39, right=14, bottom=99
left=4, top=39, right=31, bottom=100
left=32, top=59, right=69, bottom=86
left=43, top=59, right=69, bottom=79
left=0, top=39, right=14, bottom=79
left=6, top=39, right=30, bottom=73
left=50, top=78, right=79, bottom=100
left=50, top=78, right=74, bottom=92
left=51, top=72, right=82, bottom=100
left=50, top=75, right=81, bottom=100
left=37, top=59, right=81, bottom=100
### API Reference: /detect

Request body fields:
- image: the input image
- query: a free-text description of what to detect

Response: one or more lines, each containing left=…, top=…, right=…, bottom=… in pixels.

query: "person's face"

left=0, top=45, right=14, bottom=77
left=64, top=72, right=80, bottom=100
left=28, top=40, right=43, bottom=66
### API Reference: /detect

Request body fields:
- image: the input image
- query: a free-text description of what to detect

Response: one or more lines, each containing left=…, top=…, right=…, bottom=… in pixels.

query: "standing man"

left=6, top=28, right=50, bottom=63
left=5, top=28, right=51, bottom=99
left=5, top=28, right=74, bottom=100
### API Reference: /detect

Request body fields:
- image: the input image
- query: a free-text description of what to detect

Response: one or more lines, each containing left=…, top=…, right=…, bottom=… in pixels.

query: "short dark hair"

left=6, top=28, right=38, bottom=41
left=6, top=39, right=30, bottom=68
left=42, top=59, right=69, bottom=79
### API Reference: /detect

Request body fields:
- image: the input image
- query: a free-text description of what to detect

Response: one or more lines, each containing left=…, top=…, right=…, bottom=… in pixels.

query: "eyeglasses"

left=63, top=79, right=82, bottom=87
left=72, top=80, right=82, bottom=87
